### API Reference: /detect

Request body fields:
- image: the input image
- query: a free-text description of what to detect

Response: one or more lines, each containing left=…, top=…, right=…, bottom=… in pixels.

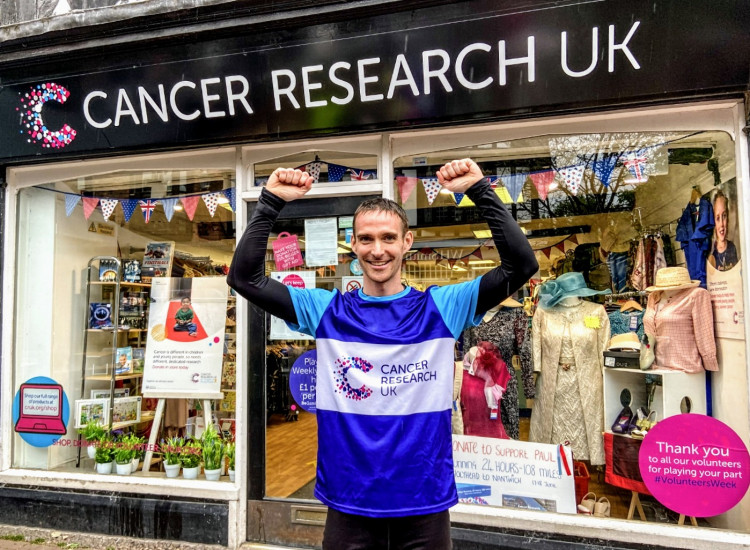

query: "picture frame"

left=90, top=388, right=130, bottom=400
left=75, top=398, right=110, bottom=429
left=112, top=396, right=142, bottom=425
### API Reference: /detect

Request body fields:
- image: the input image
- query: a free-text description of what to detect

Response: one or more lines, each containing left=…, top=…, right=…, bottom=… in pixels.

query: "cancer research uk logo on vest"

left=334, top=356, right=374, bottom=401
left=17, top=83, right=76, bottom=149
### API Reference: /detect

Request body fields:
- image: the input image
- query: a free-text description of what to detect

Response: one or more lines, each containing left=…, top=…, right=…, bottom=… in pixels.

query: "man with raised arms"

left=228, top=158, right=537, bottom=549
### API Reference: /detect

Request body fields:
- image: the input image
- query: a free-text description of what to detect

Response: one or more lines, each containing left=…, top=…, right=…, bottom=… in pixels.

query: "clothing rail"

left=605, top=290, right=648, bottom=301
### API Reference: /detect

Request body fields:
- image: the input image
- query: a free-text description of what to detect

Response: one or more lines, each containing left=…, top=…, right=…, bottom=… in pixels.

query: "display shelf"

left=603, top=367, right=707, bottom=428
left=86, top=373, right=144, bottom=382
left=90, top=281, right=151, bottom=288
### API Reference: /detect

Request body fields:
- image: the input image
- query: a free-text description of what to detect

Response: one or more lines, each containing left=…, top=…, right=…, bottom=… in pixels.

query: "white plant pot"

left=96, top=461, right=113, bottom=474
left=116, top=462, right=132, bottom=475
left=182, top=465, right=200, bottom=479
left=87, top=445, right=97, bottom=460
left=131, top=457, right=140, bottom=473
left=203, top=468, right=221, bottom=481
left=164, top=462, right=181, bottom=478
left=228, top=469, right=235, bottom=482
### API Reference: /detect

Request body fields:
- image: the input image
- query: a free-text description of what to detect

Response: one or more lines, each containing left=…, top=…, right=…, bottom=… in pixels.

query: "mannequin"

left=463, top=296, right=532, bottom=439
left=529, top=290, right=609, bottom=465
left=643, top=268, right=718, bottom=373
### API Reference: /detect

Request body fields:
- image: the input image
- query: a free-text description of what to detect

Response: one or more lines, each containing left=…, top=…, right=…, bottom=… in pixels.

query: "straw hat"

left=645, top=267, right=699, bottom=292
left=607, top=332, right=641, bottom=352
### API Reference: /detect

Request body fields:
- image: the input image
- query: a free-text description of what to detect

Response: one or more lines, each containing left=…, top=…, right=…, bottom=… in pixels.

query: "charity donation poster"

left=142, top=277, right=228, bottom=397
left=269, top=271, right=316, bottom=341
left=304, top=217, right=338, bottom=267
left=452, top=435, right=576, bottom=514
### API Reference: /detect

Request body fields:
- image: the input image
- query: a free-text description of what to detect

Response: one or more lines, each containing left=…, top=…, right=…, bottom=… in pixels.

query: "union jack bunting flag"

left=623, top=152, right=649, bottom=183
left=140, top=199, right=157, bottom=223
left=348, top=168, right=375, bottom=180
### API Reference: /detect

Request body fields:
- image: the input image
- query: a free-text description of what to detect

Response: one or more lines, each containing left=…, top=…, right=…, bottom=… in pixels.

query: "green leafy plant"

left=180, top=439, right=202, bottom=469
left=94, top=433, right=114, bottom=464
left=79, top=420, right=105, bottom=442
left=114, top=433, right=136, bottom=465
left=202, top=436, right=224, bottom=471
left=162, top=436, right=184, bottom=466
left=225, top=441, right=236, bottom=471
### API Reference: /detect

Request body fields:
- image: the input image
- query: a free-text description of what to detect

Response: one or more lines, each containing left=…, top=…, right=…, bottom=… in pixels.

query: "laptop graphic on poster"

left=14, top=383, right=67, bottom=435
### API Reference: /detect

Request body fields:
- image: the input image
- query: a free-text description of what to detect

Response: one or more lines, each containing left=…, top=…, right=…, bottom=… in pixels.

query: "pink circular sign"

left=282, top=274, right=306, bottom=288
left=639, top=414, right=750, bottom=517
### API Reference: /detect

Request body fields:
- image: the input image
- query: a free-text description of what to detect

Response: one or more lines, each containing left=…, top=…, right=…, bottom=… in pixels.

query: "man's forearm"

left=468, top=179, right=539, bottom=314
left=227, top=188, right=298, bottom=323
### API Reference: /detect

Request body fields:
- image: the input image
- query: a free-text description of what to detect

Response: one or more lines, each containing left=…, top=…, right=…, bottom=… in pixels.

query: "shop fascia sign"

left=2, top=0, right=746, bottom=159
left=79, top=23, right=639, bottom=130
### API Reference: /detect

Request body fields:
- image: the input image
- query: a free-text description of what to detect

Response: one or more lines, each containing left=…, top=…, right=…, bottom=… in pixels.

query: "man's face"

left=351, top=211, right=413, bottom=293
left=715, top=197, right=728, bottom=245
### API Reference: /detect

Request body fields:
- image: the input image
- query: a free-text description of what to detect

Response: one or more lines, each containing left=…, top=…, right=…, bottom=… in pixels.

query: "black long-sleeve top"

left=227, top=178, right=538, bottom=325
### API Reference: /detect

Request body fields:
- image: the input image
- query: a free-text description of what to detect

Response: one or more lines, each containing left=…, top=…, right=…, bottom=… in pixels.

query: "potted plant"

left=225, top=441, right=236, bottom=482
left=114, top=433, right=135, bottom=475
left=162, top=436, right=183, bottom=478
left=180, top=439, right=202, bottom=479
left=130, top=434, right=146, bottom=473
left=201, top=430, right=224, bottom=481
left=94, top=433, right=114, bottom=474
left=79, top=420, right=105, bottom=459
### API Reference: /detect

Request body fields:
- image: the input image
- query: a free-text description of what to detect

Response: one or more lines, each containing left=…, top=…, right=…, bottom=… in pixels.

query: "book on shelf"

left=123, top=259, right=142, bottom=283
left=115, top=346, right=133, bottom=375
left=99, top=259, right=119, bottom=282
left=89, top=303, right=114, bottom=329
left=132, top=348, right=145, bottom=373
left=141, top=241, right=175, bottom=283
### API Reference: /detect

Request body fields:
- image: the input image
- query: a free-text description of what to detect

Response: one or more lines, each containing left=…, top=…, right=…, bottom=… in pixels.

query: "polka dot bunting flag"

left=421, top=177, right=441, bottom=205
left=202, top=192, right=221, bottom=217
left=99, top=199, right=118, bottom=221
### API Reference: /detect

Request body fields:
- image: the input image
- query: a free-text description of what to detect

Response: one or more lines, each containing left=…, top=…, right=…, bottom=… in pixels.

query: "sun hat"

left=607, top=332, right=641, bottom=352
left=645, top=267, right=699, bottom=292
left=538, top=271, right=611, bottom=308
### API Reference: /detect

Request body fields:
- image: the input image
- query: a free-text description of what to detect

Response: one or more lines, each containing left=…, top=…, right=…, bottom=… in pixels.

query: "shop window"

left=253, top=148, right=379, bottom=499
left=12, top=167, right=237, bottom=479
left=392, top=130, right=748, bottom=533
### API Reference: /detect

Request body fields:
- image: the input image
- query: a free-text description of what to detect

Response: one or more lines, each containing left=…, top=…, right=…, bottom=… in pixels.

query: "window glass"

left=256, top=149, right=379, bottom=499
left=12, top=168, right=236, bottom=478
left=393, top=130, right=748, bottom=532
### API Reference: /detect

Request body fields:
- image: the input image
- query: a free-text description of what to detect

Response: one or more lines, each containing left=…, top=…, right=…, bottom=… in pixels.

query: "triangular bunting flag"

left=555, top=241, right=566, bottom=252
left=494, top=187, right=513, bottom=204
left=556, top=164, right=586, bottom=195
left=502, top=173, right=527, bottom=203
left=140, top=199, right=157, bottom=223
left=161, top=198, right=178, bottom=222
left=622, top=151, right=650, bottom=183
left=472, top=249, right=483, bottom=260
left=306, top=161, right=322, bottom=183
left=100, top=199, right=118, bottom=221
left=421, top=177, right=441, bottom=205
left=222, top=188, right=236, bottom=212
left=64, top=194, right=80, bottom=216
left=592, top=154, right=620, bottom=187
left=487, top=176, right=499, bottom=188
left=448, top=259, right=456, bottom=269
left=203, top=192, right=221, bottom=217
left=120, top=199, right=139, bottom=222
left=569, top=234, right=578, bottom=245
left=542, top=247, right=552, bottom=259
left=348, top=168, right=375, bottom=180
left=82, top=197, right=99, bottom=220
left=181, top=196, right=200, bottom=221
left=396, top=176, right=419, bottom=204
left=529, top=170, right=556, bottom=200
left=327, top=163, right=347, bottom=182
left=457, top=194, right=476, bottom=208
left=453, top=192, right=465, bottom=205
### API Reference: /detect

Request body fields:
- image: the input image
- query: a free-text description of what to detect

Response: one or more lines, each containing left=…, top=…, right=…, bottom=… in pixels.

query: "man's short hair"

left=353, top=198, right=409, bottom=237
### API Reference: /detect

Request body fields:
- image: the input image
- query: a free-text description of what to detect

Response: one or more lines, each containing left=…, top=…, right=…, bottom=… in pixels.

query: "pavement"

left=0, top=525, right=228, bottom=550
